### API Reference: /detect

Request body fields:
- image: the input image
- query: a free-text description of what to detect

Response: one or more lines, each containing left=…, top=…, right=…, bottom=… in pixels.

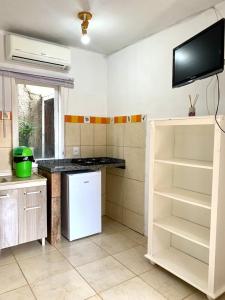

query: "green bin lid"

left=13, top=147, right=33, bottom=157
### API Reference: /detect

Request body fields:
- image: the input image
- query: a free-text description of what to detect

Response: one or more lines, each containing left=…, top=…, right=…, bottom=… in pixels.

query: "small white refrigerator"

left=61, top=170, right=102, bottom=241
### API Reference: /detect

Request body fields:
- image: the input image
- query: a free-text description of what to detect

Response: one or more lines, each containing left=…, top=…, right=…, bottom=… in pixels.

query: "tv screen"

left=173, top=19, right=225, bottom=88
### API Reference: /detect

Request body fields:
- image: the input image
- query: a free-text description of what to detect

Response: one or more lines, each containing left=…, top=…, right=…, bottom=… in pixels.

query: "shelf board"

left=154, top=187, right=211, bottom=210
left=145, top=247, right=208, bottom=293
left=154, top=216, right=210, bottom=248
left=155, top=158, right=213, bottom=170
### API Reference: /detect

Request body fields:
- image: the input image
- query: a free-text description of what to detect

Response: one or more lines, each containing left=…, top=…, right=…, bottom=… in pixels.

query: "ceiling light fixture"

left=78, top=11, right=92, bottom=45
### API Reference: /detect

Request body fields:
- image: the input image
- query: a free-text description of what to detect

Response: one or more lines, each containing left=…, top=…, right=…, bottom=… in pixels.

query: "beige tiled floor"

left=0, top=216, right=224, bottom=300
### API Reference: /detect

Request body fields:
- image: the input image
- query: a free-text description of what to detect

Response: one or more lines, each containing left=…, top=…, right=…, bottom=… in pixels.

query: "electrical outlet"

left=72, top=146, right=80, bottom=157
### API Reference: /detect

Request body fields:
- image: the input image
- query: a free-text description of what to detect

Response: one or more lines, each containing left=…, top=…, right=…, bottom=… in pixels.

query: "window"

left=16, top=83, right=59, bottom=159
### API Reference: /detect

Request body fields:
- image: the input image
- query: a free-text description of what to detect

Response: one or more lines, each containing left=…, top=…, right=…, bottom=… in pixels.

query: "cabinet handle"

left=24, top=206, right=41, bottom=211
left=0, top=194, right=9, bottom=199
left=24, top=191, right=41, bottom=195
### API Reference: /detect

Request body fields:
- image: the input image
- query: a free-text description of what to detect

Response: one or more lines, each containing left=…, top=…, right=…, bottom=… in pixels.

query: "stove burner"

left=73, top=157, right=116, bottom=166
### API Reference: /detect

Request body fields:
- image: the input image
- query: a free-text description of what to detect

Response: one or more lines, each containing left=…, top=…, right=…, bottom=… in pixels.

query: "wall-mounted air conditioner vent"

left=5, top=34, right=71, bottom=70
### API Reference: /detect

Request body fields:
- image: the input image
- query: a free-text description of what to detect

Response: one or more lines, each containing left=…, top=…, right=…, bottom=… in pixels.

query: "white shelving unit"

left=145, top=116, right=225, bottom=300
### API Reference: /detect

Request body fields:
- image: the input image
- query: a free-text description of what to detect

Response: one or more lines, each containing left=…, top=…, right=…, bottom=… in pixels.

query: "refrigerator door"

left=67, top=171, right=101, bottom=240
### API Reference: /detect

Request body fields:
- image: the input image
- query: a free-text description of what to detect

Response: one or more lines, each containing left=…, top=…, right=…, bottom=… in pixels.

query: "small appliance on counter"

left=13, top=146, right=34, bottom=178
left=61, top=170, right=102, bottom=241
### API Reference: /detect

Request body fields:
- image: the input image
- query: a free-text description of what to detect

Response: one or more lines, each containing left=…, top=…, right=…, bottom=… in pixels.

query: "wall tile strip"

left=64, top=115, right=84, bottom=123
left=64, top=114, right=146, bottom=124
left=114, top=116, right=127, bottom=124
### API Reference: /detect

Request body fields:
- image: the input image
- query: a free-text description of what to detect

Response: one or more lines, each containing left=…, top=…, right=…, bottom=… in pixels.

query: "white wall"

left=0, top=31, right=108, bottom=116
left=107, top=3, right=225, bottom=118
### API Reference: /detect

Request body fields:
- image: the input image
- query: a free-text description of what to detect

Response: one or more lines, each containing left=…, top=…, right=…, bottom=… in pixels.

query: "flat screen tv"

left=172, top=19, right=225, bottom=88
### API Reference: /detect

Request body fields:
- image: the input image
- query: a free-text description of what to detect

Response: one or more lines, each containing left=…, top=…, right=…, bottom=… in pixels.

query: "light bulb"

left=81, top=34, right=90, bottom=45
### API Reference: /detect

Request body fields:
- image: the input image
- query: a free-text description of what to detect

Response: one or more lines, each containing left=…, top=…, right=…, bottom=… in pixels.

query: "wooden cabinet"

left=0, top=189, right=18, bottom=249
left=19, top=186, right=47, bottom=244
left=0, top=175, right=47, bottom=250
left=145, top=116, right=225, bottom=300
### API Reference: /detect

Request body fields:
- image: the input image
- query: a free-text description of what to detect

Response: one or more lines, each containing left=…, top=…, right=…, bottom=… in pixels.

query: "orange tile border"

left=90, top=117, right=108, bottom=124
left=0, top=111, right=12, bottom=120
left=64, top=114, right=146, bottom=124
left=114, top=116, right=127, bottom=124
left=64, top=115, right=84, bottom=123
left=131, top=114, right=142, bottom=123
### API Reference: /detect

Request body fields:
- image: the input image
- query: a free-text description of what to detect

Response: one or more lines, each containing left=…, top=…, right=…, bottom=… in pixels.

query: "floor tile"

left=121, top=229, right=147, bottom=246
left=18, top=250, right=72, bottom=284
left=77, top=256, right=134, bottom=292
left=0, top=263, right=27, bottom=295
left=59, top=239, right=108, bottom=267
left=0, top=285, right=35, bottom=300
left=184, top=292, right=225, bottom=299
left=86, top=296, right=102, bottom=300
left=100, top=277, right=166, bottom=300
left=113, top=245, right=153, bottom=275
left=91, top=232, right=138, bottom=254
left=0, top=248, right=15, bottom=266
left=55, top=235, right=93, bottom=249
left=140, top=267, right=194, bottom=300
left=54, top=236, right=72, bottom=249
left=32, top=268, right=95, bottom=300
left=184, top=292, right=207, bottom=299
left=102, top=217, right=127, bottom=230
left=12, top=240, right=54, bottom=262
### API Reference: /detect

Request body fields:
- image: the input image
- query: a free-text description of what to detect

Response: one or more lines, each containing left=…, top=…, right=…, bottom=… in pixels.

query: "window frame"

left=12, top=79, right=64, bottom=163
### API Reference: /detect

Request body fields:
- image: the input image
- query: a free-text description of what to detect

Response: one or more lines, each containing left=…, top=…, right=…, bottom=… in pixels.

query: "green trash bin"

left=13, top=147, right=34, bottom=178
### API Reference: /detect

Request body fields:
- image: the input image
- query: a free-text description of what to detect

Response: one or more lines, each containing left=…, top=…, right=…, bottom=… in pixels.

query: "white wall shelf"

left=155, top=158, right=213, bottom=170
left=154, top=216, right=210, bottom=248
left=146, top=116, right=225, bottom=300
left=154, top=187, right=211, bottom=210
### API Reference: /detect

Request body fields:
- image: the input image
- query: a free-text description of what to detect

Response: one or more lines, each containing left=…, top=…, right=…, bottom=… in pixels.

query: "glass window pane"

left=17, top=84, right=55, bottom=159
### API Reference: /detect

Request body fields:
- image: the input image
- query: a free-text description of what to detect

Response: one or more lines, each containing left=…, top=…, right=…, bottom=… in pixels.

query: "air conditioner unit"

left=5, top=34, right=71, bottom=70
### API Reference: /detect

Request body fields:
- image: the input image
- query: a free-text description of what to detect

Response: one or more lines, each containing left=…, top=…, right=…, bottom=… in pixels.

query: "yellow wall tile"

left=105, top=201, right=123, bottom=223
left=106, top=146, right=124, bottom=159
left=124, top=147, right=145, bottom=181
left=124, top=123, right=146, bottom=148
left=123, top=178, right=144, bottom=215
left=81, top=124, right=94, bottom=146
left=107, top=124, right=124, bottom=146
left=94, top=124, right=106, bottom=146
left=64, top=146, right=80, bottom=158
left=123, top=209, right=144, bottom=234
left=64, top=123, right=80, bottom=146
left=106, top=174, right=124, bottom=206
left=80, top=145, right=94, bottom=158
left=94, top=146, right=107, bottom=157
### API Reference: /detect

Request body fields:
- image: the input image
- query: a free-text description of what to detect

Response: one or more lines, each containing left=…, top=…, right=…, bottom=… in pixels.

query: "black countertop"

left=37, top=157, right=125, bottom=173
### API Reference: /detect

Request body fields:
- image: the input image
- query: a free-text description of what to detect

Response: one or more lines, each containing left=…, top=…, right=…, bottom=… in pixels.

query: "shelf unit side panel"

left=155, top=126, right=175, bottom=160
left=209, top=122, right=225, bottom=294
left=147, top=122, right=156, bottom=257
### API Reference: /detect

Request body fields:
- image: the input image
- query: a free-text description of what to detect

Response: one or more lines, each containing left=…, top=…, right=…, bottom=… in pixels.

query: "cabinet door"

left=0, top=189, right=18, bottom=249
left=19, top=185, right=47, bottom=243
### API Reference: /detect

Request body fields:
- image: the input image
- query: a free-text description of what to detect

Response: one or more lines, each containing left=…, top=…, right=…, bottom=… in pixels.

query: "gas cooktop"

left=37, top=157, right=125, bottom=173
left=72, top=157, right=120, bottom=166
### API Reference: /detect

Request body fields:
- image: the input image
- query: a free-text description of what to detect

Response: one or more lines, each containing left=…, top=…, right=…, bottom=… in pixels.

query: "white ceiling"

left=0, top=0, right=222, bottom=54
